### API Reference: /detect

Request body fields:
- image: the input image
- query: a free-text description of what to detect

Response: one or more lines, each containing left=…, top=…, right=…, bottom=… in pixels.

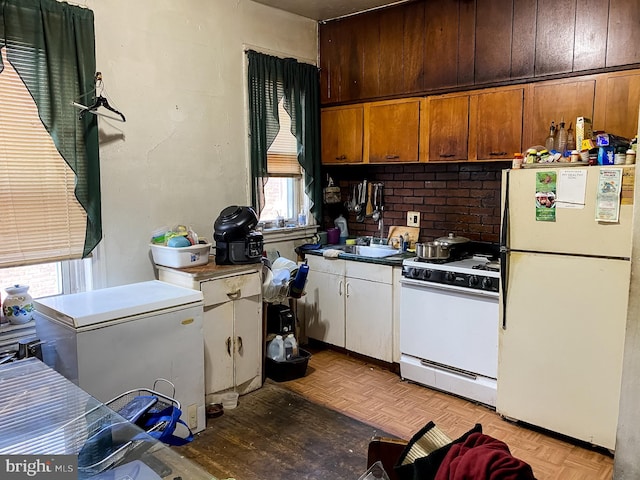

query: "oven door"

left=399, top=278, right=499, bottom=379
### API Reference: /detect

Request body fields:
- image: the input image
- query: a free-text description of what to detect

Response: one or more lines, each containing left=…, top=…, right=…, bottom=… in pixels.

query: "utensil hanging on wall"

left=365, top=182, right=374, bottom=216
left=372, top=184, right=381, bottom=222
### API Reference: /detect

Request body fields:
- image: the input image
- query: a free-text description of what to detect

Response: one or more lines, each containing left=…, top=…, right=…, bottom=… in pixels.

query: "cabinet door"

left=321, top=106, right=364, bottom=164
left=319, top=20, right=343, bottom=104
left=606, top=0, right=640, bottom=67
left=424, top=0, right=460, bottom=90
left=233, top=294, right=262, bottom=390
left=475, top=0, right=513, bottom=84
left=368, top=99, right=421, bottom=163
left=534, top=0, right=576, bottom=76
left=595, top=72, right=640, bottom=139
left=345, top=277, right=393, bottom=362
left=203, top=302, right=234, bottom=396
left=471, top=88, right=524, bottom=160
left=525, top=79, right=596, bottom=149
left=302, top=270, right=345, bottom=347
left=402, top=0, right=426, bottom=94
left=428, top=95, right=469, bottom=161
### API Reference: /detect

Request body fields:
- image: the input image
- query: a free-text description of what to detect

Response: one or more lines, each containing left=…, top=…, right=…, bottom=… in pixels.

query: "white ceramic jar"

left=3, top=285, right=35, bottom=324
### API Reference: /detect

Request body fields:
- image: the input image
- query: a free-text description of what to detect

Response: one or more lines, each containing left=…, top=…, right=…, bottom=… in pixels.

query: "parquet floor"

left=281, top=347, right=614, bottom=480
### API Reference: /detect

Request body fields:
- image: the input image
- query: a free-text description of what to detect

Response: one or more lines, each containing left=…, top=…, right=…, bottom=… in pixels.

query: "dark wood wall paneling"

left=319, top=0, right=640, bottom=105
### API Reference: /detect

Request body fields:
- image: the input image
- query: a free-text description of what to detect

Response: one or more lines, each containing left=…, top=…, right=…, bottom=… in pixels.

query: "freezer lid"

left=34, top=280, right=203, bottom=328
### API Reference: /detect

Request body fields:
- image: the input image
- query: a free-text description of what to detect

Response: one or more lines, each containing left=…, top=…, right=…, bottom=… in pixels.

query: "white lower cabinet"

left=301, top=256, right=393, bottom=362
left=158, top=266, right=263, bottom=401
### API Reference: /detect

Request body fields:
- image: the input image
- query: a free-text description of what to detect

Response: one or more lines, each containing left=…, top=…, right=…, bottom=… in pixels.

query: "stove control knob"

left=419, top=269, right=431, bottom=280
left=469, top=275, right=479, bottom=287
left=445, top=271, right=455, bottom=282
left=405, top=267, right=418, bottom=279
left=482, top=277, right=493, bottom=290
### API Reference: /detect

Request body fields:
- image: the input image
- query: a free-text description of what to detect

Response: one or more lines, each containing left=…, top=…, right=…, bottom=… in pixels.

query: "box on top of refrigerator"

left=576, top=117, right=593, bottom=151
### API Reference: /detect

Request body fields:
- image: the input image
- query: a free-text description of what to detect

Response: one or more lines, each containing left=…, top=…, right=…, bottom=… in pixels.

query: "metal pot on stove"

left=416, top=233, right=470, bottom=260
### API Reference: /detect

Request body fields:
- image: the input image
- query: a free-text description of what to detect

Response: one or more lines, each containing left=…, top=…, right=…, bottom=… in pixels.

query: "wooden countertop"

left=156, top=256, right=261, bottom=280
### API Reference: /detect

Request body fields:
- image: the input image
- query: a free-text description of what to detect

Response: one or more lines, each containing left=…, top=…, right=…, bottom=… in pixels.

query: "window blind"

left=267, top=98, right=301, bottom=177
left=0, top=47, right=86, bottom=267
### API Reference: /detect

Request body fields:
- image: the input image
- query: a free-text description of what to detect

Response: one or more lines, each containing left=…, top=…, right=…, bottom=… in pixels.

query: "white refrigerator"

left=34, top=280, right=206, bottom=433
left=498, top=165, right=634, bottom=451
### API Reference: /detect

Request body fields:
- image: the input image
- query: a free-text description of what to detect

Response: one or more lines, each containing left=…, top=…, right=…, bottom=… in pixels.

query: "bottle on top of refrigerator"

left=545, top=121, right=556, bottom=152
left=555, top=120, right=568, bottom=154
left=284, top=334, right=299, bottom=360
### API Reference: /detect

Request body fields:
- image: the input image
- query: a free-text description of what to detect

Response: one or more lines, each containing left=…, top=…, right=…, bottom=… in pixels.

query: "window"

left=0, top=1, right=98, bottom=299
left=0, top=47, right=92, bottom=298
left=260, top=99, right=308, bottom=224
left=247, top=50, right=322, bottom=226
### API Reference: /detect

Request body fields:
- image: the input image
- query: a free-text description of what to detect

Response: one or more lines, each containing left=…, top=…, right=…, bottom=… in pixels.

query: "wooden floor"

left=280, top=347, right=614, bottom=480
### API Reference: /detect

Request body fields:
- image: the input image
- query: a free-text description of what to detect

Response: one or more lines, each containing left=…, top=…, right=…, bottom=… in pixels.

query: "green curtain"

left=0, top=0, right=101, bottom=257
left=247, top=50, right=322, bottom=224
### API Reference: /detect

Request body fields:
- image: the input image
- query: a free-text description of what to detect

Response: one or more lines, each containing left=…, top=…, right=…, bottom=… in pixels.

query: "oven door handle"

left=400, top=278, right=499, bottom=299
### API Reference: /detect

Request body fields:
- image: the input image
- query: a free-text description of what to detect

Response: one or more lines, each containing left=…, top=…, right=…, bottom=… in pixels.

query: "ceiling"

left=252, top=0, right=407, bottom=21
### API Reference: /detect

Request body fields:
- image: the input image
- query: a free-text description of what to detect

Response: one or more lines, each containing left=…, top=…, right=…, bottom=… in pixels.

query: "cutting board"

left=387, top=226, right=420, bottom=248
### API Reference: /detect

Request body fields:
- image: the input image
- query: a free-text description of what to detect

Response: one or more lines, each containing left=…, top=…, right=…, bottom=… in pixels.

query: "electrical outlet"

left=407, top=211, right=420, bottom=227
left=188, top=404, right=198, bottom=430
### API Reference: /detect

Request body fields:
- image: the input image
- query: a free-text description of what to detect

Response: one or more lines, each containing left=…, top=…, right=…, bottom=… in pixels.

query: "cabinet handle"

left=346, top=282, right=351, bottom=298
left=226, top=337, right=232, bottom=356
left=339, top=280, right=343, bottom=296
left=335, top=154, right=346, bottom=160
left=237, top=336, right=243, bottom=354
left=439, top=153, right=455, bottom=158
left=227, top=289, right=241, bottom=300
left=385, top=154, right=400, bottom=159
left=489, top=151, right=507, bottom=156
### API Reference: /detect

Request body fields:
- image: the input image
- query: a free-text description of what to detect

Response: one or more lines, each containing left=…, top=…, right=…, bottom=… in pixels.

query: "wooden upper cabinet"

left=511, top=0, right=537, bottom=79
left=424, top=0, right=475, bottom=90
left=377, top=8, right=404, bottom=98
left=427, top=95, right=469, bottom=161
left=606, top=0, right=640, bottom=67
left=402, top=1, right=426, bottom=94
left=367, top=99, right=423, bottom=163
left=535, top=0, right=576, bottom=76
left=593, top=71, right=640, bottom=139
left=321, top=106, right=364, bottom=165
left=574, top=0, right=608, bottom=71
left=525, top=78, right=596, bottom=148
left=319, top=20, right=343, bottom=104
left=475, top=0, right=513, bottom=84
left=470, top=88, right=524, bottom=160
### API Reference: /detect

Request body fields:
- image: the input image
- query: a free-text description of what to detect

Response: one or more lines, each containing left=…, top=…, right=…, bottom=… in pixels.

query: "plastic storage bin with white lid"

left=150, top=243, right=211, bottom=268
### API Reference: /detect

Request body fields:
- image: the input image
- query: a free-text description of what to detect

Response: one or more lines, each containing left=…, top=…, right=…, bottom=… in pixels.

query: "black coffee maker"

left=213, top=206, right=263, bottom=265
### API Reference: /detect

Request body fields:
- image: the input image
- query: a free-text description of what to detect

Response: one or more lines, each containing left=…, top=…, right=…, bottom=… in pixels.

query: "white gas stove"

left=399, top=255, right=500, bottom=407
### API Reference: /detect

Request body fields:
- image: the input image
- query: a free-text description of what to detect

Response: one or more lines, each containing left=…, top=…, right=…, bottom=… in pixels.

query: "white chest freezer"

left=34, top=280, right=206, bottom=433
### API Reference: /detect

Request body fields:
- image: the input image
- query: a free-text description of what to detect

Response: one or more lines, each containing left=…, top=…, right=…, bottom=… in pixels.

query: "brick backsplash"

left=323, top=161, right=511, bottom=244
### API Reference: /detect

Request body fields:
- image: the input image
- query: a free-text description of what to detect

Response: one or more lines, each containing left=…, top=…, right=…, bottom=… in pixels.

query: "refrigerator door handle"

left=500, top=170, right=510, bottom=330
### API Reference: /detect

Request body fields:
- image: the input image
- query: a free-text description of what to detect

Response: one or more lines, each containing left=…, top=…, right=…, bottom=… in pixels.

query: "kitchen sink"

left=336, top=245, right=400, bottom=258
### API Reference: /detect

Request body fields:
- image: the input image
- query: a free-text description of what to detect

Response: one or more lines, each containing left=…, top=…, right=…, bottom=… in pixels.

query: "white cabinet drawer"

left=201, top=272, right=261, bottom=306
left=346, top=261, right=392, bottom=284
left=306, top=255, right=346, bottom=276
